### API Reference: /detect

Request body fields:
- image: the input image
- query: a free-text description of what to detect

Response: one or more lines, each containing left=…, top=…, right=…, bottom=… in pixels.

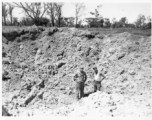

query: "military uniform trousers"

left=76, top=81, right=85, bottom=100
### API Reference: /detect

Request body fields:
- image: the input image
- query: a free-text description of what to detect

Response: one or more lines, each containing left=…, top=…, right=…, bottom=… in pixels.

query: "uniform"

left=74, top=68, right=87, bottom=100
left=93, top=67, right=105, bottom=92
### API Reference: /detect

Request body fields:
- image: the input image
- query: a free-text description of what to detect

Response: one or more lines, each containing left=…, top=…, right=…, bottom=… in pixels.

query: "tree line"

left=2, top=2, right=151, bottom=29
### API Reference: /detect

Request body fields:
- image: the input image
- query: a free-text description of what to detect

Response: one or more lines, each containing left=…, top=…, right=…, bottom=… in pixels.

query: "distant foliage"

left=62, top=17, right=75, bottom=27
left=88, top=5, right=103, bottom=28
left=135, top=14, right=146, bottom=29
left=20, top=17, right=50, bottom=26
left=2, top=3, right=8, bottom=25
left=20, top=17, right=34, bottom=26
left=135, top=14, right=151, bottom=29
left=119, top=17, right=128, bottom=27
left=8, top=4, right=14, bottom=25
left=39, top=17, right=50, bottom=26
left=103, top=18, right=111, bottom=28
left=145, top=16, right=151, bottom=29
left=86, top=18, right=104, bottom=28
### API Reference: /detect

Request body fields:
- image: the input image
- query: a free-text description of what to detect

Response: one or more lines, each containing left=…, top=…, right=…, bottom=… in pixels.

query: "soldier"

left=73, top=67, right=87, bottom=100
left=93, top=67, right=105, bottom=92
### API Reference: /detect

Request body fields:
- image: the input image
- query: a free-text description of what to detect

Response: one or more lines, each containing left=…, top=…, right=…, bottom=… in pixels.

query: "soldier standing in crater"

left=93, top=67, right=106, bottom=92
left=73, top=67, right=87, bottom=100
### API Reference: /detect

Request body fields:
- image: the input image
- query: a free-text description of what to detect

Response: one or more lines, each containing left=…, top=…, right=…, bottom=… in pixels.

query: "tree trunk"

left=75, top=17, right=78, bottom=28
left=58, top=16, right=61, bottom=27
left=51, top=15, right=55, bottom=26
left=2, top=17, right=4, bottom=25
left=59, top=20, right=60, bottom=27
left=10, top=15, right=12, bottom=25
left=4, top=16, right=6, bottom=25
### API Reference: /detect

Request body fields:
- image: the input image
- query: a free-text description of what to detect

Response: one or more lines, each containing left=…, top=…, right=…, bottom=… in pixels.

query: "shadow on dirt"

left=83, top=91, right=95, bottom=97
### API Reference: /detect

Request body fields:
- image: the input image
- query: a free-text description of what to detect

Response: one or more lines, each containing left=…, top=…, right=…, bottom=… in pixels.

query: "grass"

left=78, top=28, right=151, bottom=36
left=2, top=26, right=151, bottom=36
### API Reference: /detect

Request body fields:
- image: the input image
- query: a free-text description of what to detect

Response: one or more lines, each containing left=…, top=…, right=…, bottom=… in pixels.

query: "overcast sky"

left=12, top=2, right=151, bottom=23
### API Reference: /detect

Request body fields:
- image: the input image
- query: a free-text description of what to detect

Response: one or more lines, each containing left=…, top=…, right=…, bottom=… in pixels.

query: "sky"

left=10, top=2, right=151, bottom=23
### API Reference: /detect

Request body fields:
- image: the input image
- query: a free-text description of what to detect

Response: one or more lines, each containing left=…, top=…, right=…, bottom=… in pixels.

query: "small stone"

left=60, top=85, right=66, bottom=90
left=34, top=47, right=38, bottom=51
left=120, top=70, right=125, bottom=75
left=117, top=53, right=125, bottom=60
left=109, top=48, right=116, bottom=54
left=20, top=45, right=24, bottom=49
left=97, top=34, right=104, bottom=39
left=37, top=49, right=42, bottom=55
left=29, top=34, right=36, bottom=40
left=67, top=90, right=72, bottom=95
left=128, top=69, right=136, bottom=75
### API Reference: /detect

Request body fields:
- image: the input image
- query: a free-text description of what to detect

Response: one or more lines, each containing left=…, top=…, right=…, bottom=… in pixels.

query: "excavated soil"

left=2, top=26, right=152, bottom=117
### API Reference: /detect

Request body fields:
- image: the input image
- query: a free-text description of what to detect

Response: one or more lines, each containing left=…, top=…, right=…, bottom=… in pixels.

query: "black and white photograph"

left=1, top=0, right=152, bottom=117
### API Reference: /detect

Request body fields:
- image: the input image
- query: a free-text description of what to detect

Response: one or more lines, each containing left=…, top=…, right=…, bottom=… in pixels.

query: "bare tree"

left=54, top=3, right=64, bottom=27
left=47, top=3, right=64, bottom=27
left=147, top=16, right=151, bottom=23
left=47, top=3, right=55, bottom=26
left=146, top=16, right=151, bottom=29
left=47, top=3, right=63, bottom=27
left=90, top=5, right=102, bottom=18
left=2, top=3, right=8, bottom=25
left=73, top=3, right=85, bottom=27
left=90, top=5, right=103, bottom=27
left=10, top=2, right=48, bottom=25
left=135, top=14, right=146, bottom=29
left=8, top=4, right=14, bottom=25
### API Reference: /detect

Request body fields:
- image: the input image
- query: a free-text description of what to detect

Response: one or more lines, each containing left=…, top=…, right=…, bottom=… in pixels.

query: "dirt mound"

left=2, top=27, right=151, bottom=117
left=51, top=91, right=152, bottom=117
left=2, top=26, right=45, bottom=42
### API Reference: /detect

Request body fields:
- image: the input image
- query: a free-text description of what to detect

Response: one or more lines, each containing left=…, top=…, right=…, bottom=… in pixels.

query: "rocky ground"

left=2, top=26, right=152, bottom=117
